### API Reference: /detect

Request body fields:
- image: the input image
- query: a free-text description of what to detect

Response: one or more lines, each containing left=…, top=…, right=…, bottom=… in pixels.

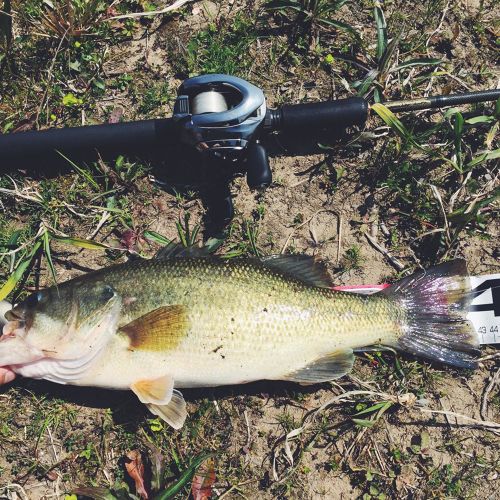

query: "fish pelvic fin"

left=121, top=305, right=189, bottom=352
left=131, top=374, right=174, bottom=405
left=382, top=259, right=479, bottom=369
left=283, top=349, right=354, bottom=384
left=146, top=390, right=187, bottom=430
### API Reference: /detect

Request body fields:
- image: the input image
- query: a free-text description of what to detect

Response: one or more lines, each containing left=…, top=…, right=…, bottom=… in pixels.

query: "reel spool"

left=191, top=90, right=229, bottom=114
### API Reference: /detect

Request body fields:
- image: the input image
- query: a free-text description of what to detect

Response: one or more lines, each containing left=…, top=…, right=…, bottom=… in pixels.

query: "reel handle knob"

left=246, top=142, right=272, bottom=190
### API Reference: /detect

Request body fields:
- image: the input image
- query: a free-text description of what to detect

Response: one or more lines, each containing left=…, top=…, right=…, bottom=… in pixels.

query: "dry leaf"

left=125, top=450, right=148, bottom=500
left=191, top=456, right=215, bottom=500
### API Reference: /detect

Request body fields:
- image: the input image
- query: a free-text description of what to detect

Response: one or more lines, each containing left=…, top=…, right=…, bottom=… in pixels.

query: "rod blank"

left=383, top=89, right=500, bottom=113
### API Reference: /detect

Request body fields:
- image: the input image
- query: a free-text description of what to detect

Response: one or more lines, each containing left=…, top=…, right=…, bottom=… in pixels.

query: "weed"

left=180, top=14, right=257, bottom=77
left=29, top=0, right=109, bottom=39
left=339, top=245, right=363, bottom=273
left=267, top=0, right=358, bottom=46
left=137, top=81, right=172, bottom=116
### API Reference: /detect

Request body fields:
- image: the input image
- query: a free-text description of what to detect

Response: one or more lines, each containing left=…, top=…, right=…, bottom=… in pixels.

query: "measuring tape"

left=333, top=273, right=500, bottom=345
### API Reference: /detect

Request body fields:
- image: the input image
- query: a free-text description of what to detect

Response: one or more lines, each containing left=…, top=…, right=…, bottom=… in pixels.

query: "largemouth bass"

left=0, top=246, right=479, bottom=428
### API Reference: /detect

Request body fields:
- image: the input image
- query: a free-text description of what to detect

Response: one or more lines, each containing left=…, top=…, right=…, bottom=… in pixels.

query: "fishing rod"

left=0, top=74, right=499, bottom=223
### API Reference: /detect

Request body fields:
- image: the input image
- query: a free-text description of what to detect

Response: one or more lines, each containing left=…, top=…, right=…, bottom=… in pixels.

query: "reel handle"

left=246, top=142, right=272, bottom=190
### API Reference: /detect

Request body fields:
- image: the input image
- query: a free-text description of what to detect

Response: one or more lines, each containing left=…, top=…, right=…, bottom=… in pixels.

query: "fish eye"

left=101, top=285, right=115, bottom=301
left=24, top=292, right=40, bottom=308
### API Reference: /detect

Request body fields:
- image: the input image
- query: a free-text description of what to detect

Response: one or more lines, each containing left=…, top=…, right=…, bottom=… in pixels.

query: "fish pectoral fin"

left=146, top=390, right=187, bottom=430
left=131, top=374, right=174, bottom=405
left=283, top=349, right=354, bottom=384
left=121, top=305, right=189, bottom=352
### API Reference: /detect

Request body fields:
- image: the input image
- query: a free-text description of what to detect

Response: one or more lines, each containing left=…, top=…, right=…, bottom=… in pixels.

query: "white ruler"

left=468, top=274, right=500, bottom=345
left=334, top=273, right=500, bottom=345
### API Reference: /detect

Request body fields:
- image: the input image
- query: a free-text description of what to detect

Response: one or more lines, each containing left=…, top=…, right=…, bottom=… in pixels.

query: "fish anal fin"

left=121, top=305, right=189, bottom=352
left=261, top=255, right=332, bottom=288
left=283, top=349, right=354, bottom=384
left=146, top=390, right=187, bottom=430
left=131, top=374, right=174, bottom=405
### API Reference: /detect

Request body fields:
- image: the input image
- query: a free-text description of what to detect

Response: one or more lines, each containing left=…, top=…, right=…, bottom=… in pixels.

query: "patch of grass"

left=266, top=0, right=359, bottom=46
left=338, top=245, right=364, bottom=273
left=136, top=80, right=172, bottom=117
left=180, top=13, right=257, bottom=77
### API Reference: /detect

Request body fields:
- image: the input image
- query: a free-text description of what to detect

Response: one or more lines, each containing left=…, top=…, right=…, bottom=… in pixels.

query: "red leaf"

left=125, top=450, right=149, bottom=500
left=108, top=107, right=124, bottom=124
left=191, top=457, right=215, bottom=500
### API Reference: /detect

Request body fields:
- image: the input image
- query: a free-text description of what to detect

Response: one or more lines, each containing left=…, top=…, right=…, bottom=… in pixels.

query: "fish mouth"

left=0, top=326, right=43, bottom=366
left=2, top=318, right=26, bottom=338
left=4, top=302, right=30, bottom=323
left=0, top=306, right=27, bottom=342
left=3, top=304, right=34, bottom=339
left=5, top=308, right=23, bottom=321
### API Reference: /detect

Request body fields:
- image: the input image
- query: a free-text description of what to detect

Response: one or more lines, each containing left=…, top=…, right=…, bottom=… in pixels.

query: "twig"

left=0, top=484, right=29, bottom=500
left=337, top=212, right=343, bottom=266
left=419, top=408, right=500, bottom=434
left=364, top=232, right=405, bottom=271
left=479, top=352, right=500, bottom=362
left=36, top=28, right=69, bottom=126
left=243, top=410, right=252, bottom=454
left=429, top=184, right=450, bottom=244
left=481, top=368, right=500, bottom=420
left=425, top=0, right=449, bottom=50
left=106, top=0, right=195, bottom=21
left=281, top=209, right=321, bottom=254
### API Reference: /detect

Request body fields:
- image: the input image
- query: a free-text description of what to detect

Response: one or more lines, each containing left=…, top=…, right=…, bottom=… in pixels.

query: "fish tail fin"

left=383, top=259, right=479, bottom=369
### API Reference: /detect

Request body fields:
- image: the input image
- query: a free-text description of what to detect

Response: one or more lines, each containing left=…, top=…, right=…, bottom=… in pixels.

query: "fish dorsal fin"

left=131, top=374, right=174, bottom=405
left=283, top=349, right=354, bottom=384
left=146, top=390, right=187, bottom=430
left=121, top=305, right=189, bottom=352
left=155, top=242, right=211, bottom=260
left=261, top=254, right=333, bottom=288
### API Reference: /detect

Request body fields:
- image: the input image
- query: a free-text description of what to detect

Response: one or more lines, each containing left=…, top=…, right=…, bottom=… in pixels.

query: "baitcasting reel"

left=172, top=74, right=272, bottom=190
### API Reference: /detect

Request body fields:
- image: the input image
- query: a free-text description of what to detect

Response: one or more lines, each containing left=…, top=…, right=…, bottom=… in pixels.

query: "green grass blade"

left=371, top=103, right=421, bottom=149
left=143, top=230, right=172, bottom=246
left=0, top=240, right=42, bottom=301
left=72, top=487, right=119, bottom=500
left=352, top=418, right=376, bottom=428
left=153, top=453, right=214, bottom=500
left=355, top=68, right=379, bottom=96
left=373, top=1, right=387, bottom=62
left=57, top=151, right=101, bottom=191
left=354, top=401, right=391, bottom=416
left=43, top=230, right=57, bottom=286
left=319, top=18, right=360, bottom=39
left=390, top=57, right=442, bottom=72
left=465, top=115, right=495, bottom=125
left=465, top=148, right=500, bottom=169
left=49, top=233, right=108, bottom=250
left=448, top=186, right=500, bottom=223
left=453, top=112, right=464, bottom=172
